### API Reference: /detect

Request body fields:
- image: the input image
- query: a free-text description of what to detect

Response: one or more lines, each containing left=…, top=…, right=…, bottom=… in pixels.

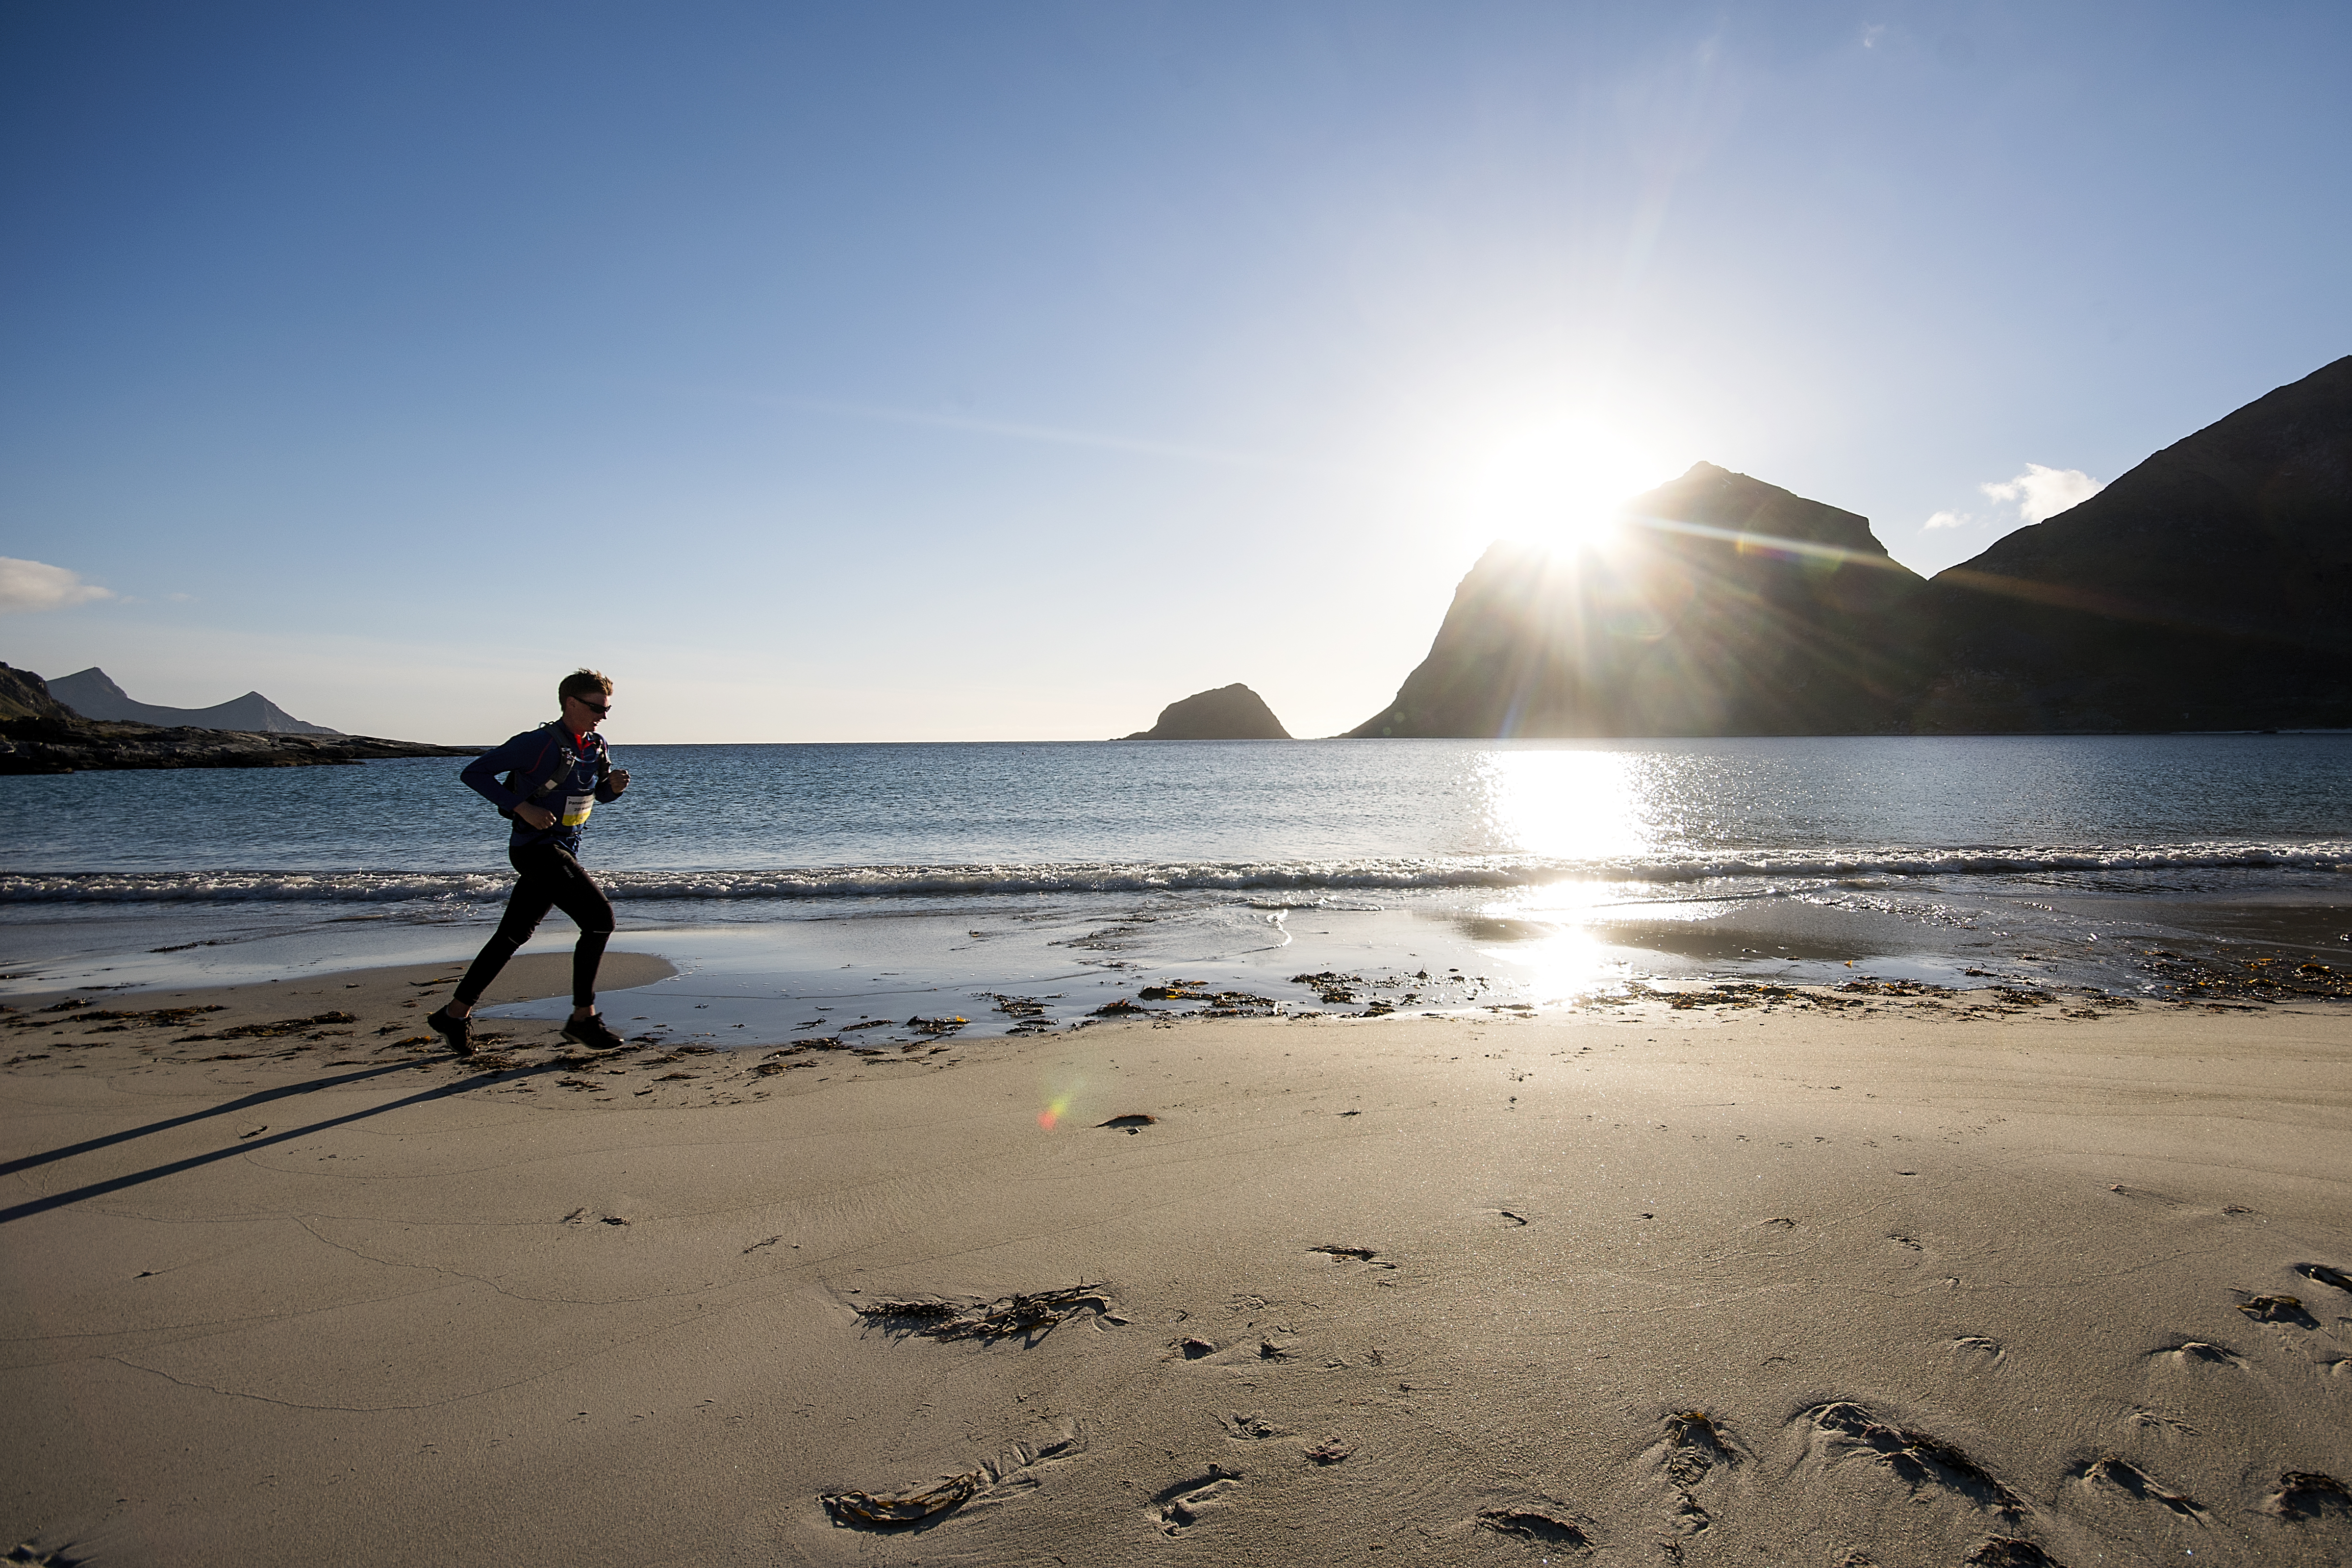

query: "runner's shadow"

left=0, top=1056, right=558, bottom=1224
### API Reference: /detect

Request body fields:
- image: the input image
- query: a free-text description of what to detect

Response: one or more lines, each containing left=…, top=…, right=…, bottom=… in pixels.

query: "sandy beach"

left=3, top=964, right=2348, bottom=1567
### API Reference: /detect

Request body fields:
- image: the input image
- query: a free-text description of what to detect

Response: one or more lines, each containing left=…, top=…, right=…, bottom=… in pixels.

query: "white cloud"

left=1923, top=509, right=1970, bottom=530
left=1980, top=463, right=2103, bottom=524
left=0, top=557, right=115, bottom=613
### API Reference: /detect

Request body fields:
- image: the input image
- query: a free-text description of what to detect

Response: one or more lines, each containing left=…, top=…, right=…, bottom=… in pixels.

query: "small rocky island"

left=1122, top=683, right=1292, bottom=740
left=0, top=663, right=480, bottom=773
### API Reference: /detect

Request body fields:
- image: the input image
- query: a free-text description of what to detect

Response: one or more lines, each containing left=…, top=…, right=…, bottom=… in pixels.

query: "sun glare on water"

left=1479, top=748, right=1652, bottom=861
left=1458, top=413, right=1675, bottom=555
left=1465, top=749, right=1664, bottom=1003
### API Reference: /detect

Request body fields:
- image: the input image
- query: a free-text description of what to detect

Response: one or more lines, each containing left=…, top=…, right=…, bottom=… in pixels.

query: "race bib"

left=561, top=792, right=595, bottom=828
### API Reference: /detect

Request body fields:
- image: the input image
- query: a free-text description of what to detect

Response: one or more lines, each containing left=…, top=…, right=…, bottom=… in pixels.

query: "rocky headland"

left=1122, top=683, right=1292, bottom=740
left=1912, top=354, right=2352, bottom=732
left=1348, top=355, right=2351, bottom=737
left=0, top=663, right=478, bottom=773
left=1349, top=464, right=1928, bottom=737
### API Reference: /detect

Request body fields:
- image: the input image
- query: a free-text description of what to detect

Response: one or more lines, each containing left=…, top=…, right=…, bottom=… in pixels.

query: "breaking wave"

left=3, top=844, right=2344, bottom=905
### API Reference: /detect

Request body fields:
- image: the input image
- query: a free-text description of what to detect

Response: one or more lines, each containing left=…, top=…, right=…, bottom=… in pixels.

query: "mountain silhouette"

left=48, top=667, right=343, bottom=734
left=1347, top=463, right=1926, bottom=737
left=1916, top=354, right=2352, bottom=731
left=1345, top=357, right=2351, bottom=737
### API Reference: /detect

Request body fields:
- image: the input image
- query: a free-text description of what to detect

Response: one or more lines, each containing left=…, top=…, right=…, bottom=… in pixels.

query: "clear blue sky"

left=3, top=1, right=2347, bottom=742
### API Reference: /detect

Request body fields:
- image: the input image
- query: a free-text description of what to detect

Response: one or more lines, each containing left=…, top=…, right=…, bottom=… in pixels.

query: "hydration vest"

left=499, top=723, right=610, bottom=820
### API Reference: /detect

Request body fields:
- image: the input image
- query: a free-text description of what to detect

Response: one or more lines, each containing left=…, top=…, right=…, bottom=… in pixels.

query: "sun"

left=1459, top=413, right=1676, bottom=554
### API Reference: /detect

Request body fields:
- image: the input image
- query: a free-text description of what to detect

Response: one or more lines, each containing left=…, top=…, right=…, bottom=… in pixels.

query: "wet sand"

left=2, top=963, right=2348, bottom=1567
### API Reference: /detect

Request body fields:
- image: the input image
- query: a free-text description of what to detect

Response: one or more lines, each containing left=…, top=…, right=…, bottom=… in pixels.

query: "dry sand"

left=2, top=962, right=2348, bottom=1567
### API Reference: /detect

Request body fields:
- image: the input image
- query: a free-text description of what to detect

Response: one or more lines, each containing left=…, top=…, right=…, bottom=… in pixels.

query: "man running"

left=428, top=668, right=633, bottom=1055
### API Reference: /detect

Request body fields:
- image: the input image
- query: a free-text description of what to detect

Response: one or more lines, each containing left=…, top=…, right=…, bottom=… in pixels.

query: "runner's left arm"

left=595, top=737, right=629, bottom=802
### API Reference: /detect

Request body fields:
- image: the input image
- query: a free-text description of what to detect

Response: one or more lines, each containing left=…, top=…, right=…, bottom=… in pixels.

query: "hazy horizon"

left=3, top=3, right=2348, bottom=745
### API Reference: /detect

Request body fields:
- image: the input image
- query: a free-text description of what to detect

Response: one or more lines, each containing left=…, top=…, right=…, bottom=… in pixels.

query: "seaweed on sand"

left=856, top=1283, right=1117, bottom=1342
left=821, top=1470, right=981, bottom=1528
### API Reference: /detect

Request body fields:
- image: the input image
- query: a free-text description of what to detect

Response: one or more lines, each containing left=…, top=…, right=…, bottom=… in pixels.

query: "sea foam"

left=3, top=843, right=2343, bottom=905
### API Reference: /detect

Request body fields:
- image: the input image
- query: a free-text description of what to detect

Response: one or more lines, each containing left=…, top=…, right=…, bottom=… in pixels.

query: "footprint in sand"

left=990, top=1422, right=1087, bottom=1492
left=2144, top=1340, right=2249, bottom=1370
left=4, top=1543, right=89, bottom=1567
left=2120, top=1408, right=2199, bottom=1442
left=1169, top=1336, right=1296, bottom=1365
left=1647, top=1408, right=1748, bottom=1487
left=1309, top=1243, right=1396, bottom=1269
left=1795, top=1401, right=2025, bottom=1517
left=1149, top=1467, right=1242, bottom=1535
left=1472, top=1507, right=1591, bottom=1548
left=1662, top=1490, right=1710, bottom=1553
left=1947, top=1336, right=2007, bottom=1371
left=2103, top=1182, right=2190, bottom=1210
left=2292, top=1261, right=2352, bottom=1294
left=1964, top=1539, right=2066, bottom=1567
left=1219, top=1413, right=1284, bottom=1442
left=1641, top=1410, right=1746, bottom=1556
left=2260, top=1470, right=2350, bottom=1520
left=2071, top=1454, right=2207, bottom=1522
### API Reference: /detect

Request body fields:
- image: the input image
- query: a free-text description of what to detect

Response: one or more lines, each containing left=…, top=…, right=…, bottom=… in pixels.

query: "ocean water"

left=3, top=736, right=2346, bottom=1039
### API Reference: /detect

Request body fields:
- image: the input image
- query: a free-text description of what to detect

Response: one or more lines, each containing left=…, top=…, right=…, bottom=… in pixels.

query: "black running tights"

left=454, top=843, right=614, bottom=1009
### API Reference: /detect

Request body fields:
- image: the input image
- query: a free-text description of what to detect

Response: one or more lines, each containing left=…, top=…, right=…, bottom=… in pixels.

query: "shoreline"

left=5, top=874, right=2346, bottom=1047
left=4, top=960, right=2349, bottom=1565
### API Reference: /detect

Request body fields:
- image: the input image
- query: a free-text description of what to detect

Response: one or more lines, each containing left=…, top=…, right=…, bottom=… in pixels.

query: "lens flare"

left=1458, top=413, right=1676, bottom=553
left=1037, top=1091, right=1075, bottom=1131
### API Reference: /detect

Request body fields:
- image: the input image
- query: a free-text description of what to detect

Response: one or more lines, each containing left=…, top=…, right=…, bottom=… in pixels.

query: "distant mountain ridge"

left=49, top=667, right=343, bottom=734
left=0, top=662, right=476, bottom=773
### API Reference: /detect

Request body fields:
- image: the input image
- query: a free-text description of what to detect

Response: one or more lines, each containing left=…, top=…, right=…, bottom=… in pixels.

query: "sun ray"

left=1453, top=412, right=1679, bottom=556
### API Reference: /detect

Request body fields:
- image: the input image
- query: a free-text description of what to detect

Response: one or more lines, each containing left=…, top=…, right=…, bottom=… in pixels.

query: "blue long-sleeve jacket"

left=460, top=722, right=621, bottom=854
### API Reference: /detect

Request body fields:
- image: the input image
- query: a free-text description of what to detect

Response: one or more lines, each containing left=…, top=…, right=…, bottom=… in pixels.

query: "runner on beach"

left=427, top=669, right=633, bottom=1056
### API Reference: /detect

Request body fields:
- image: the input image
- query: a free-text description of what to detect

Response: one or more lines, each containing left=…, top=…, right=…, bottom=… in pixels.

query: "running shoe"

left=561, top=1013, right=627, bottom=1051
left=426, top=1006, right=474, bottom=1057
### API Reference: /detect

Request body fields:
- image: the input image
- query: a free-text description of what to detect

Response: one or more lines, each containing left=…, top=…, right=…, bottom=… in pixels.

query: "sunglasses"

left=572, top=698, right=611, bottom=715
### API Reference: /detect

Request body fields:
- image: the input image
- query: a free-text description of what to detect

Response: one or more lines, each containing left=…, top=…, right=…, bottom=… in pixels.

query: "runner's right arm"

left=460, top=730, right=556, bottom=816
